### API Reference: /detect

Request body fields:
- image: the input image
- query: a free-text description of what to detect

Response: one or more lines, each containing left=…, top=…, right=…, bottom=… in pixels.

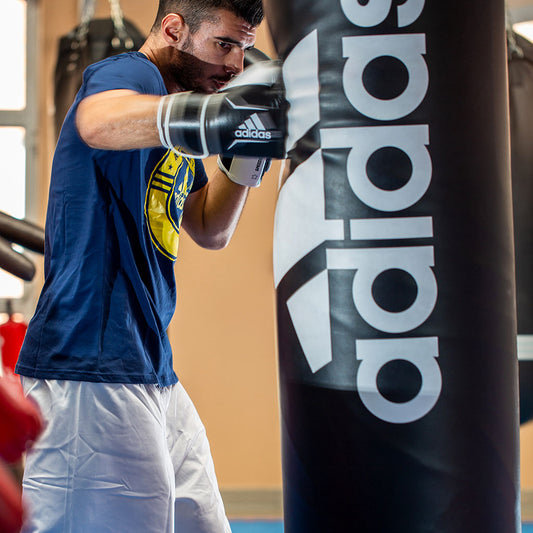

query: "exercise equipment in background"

left=0, top=211, right=44, bottom=532
left=0, top=300, right=27, bottom=374
left=54, top=0, right=145, bottom=138
left=0, top=211, right=44, bottom=282
left=0, top=368, right=43, bottom=533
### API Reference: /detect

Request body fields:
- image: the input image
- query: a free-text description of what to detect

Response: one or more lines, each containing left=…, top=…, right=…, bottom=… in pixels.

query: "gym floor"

left=229, top=522, right=533, bottom=532
left=229, top=522, right=282, bottom=533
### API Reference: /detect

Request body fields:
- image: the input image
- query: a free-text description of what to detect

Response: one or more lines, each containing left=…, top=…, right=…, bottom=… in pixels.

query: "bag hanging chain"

left=62, top=0, right=95, bottom=72
left=73, top=0, right=96, bottom=45
left=109, top=0, right=134, bottom=49
left=73, top=0, right=134, bottom=50
left=506, top=9, right=524, bottom=59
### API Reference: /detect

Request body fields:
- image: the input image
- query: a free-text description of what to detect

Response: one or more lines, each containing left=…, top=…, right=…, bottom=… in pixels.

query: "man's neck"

left=139, top=37, right=186, bottom=94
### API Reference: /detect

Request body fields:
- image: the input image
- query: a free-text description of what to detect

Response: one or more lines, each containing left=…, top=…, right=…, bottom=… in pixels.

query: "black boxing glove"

left=214, top=48, right=274, bottom=187
left=243, top=46, right=272, bottom=68
left=157, top=60, right=287, bottom=160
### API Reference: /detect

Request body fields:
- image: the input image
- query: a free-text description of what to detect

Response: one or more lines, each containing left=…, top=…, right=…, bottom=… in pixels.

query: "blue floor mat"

left=229, top=521, right=283, bottom=533
left=230, top=522, right=533, bottom=533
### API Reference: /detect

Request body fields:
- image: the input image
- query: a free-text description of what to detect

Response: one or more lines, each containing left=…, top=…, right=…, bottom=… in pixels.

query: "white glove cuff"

left=217, top=156, right=267, bottom=188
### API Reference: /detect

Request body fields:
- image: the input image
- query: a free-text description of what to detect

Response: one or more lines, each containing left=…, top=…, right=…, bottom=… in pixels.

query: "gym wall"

left=33, top=0, right=532, bottom=518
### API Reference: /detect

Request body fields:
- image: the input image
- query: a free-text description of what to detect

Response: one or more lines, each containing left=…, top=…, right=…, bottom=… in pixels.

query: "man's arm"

left=76, top=89, right=162, bottom=150
left=77, top=56, right=286, bottom=156
left=76, top=88, right=253, bottom=250
left=181, top=169, right=249, bottom=250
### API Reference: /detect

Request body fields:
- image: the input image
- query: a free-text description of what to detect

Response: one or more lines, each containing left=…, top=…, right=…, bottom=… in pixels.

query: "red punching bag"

left=0, top=369, right=42, bottom=463
left=0, top=302, right=27, bottom=374
left=0, top=363, right=41, bottom=533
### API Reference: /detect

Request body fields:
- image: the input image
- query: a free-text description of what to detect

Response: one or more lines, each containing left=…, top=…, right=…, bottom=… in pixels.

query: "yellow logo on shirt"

left=145, top=149, right=194, bottom=261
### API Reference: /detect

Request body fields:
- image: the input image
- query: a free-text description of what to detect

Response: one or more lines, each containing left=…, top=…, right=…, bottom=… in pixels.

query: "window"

left=0, top=0, right=38, bottom=304
left=510, top=6, right=533, bottom=41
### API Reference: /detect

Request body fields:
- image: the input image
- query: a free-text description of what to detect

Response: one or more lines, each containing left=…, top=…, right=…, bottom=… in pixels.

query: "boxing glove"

left=0, top=369, right=43, bottom=463
left=213, top=48, right=275, bottom=186
left=244, top=47, right=272, bottom=67
left=157, top=60, right=287, bottom=160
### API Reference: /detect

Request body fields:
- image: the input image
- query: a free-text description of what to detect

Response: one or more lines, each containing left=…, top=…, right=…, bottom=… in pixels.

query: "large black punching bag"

left=508, top=30, right=533, bottom=425
left=267, top=1, right=521, bottom=532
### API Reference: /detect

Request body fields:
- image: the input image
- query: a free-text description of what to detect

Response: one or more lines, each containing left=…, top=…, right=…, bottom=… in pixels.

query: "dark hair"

left=151, top=0, right=264, bottom=33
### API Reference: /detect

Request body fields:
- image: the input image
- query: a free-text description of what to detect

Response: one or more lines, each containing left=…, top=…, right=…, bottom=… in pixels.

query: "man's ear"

left=161, top=13, right=187, bottom=45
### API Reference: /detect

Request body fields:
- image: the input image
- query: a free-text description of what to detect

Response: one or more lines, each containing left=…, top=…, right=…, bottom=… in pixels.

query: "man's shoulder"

left=81, top=52, right=165, bottom=97
left=86, top=51, right=157, bottom=76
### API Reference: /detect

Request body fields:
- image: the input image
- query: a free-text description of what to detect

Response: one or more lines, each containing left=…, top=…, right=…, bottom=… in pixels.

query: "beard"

left=167, top=36, right=232, bottom=94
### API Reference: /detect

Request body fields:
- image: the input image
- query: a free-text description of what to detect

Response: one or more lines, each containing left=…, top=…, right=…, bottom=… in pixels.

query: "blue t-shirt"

left=16, top=52, right=208, bottom=386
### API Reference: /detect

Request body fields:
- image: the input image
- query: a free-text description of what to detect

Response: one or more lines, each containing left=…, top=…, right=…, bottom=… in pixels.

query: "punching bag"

left=0, top=303, right=27, bottom=373
left=267, top=1, right=520, bottom=532
left=508, top=30, right=533, bottom=425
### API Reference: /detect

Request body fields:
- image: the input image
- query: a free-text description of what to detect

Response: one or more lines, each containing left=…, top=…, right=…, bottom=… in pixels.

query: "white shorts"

left=21, top=378, right=231, bottom=533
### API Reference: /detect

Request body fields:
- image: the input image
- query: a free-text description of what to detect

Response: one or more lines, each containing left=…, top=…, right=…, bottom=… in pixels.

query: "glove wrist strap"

left=157, top=93, right=212, bottom=159
left=218, top=156, right=267, bottom=188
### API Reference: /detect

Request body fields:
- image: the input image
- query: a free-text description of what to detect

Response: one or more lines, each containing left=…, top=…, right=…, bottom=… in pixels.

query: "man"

left=15, top=1, right=281, bottom=532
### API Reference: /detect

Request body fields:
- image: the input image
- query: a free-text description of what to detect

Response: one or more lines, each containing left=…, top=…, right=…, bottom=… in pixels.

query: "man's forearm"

left=182, top=168, right=250, bottom=250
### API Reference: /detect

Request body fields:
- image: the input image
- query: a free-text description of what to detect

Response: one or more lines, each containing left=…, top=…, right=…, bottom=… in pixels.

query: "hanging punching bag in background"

left=508, top=30, right=533, bottom=425
left=0, top=300, right=27, bottom=374
left=54, top=0, right=145, bottom=138
left=267, top=1, right=520, bottom=532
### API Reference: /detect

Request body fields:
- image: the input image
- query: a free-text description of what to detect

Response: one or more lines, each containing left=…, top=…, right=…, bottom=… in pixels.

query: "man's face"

left=170, top=9, right=257, bottom=93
